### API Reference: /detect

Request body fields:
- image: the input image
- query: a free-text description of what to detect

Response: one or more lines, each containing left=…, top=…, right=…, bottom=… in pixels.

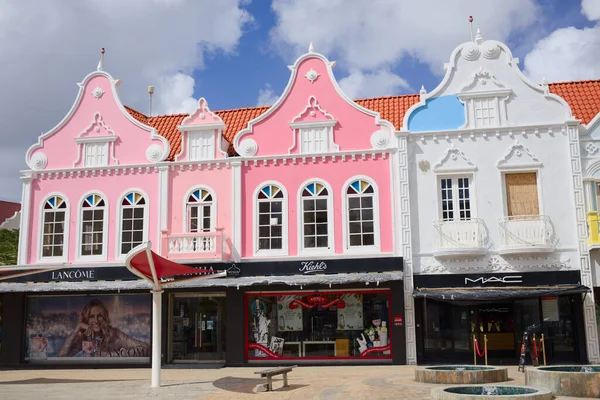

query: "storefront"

left=0, top=255, right=404, bottom=368
left=413, top=271, right=589, bottom=365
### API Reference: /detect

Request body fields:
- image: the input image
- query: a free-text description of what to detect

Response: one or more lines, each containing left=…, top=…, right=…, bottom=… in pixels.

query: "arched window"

left=346, top=179, right=375, bottom=247
left=119, top=191, right=146, bottom=255
left=41, top=195, right=67, bottom=258
left=80, top=194, right=106, bottom=257
left=187, top=188, right=213, bottom=232
left=301, top=182, right=330, bottom=249
left=257, top=184, right=284, bottom=250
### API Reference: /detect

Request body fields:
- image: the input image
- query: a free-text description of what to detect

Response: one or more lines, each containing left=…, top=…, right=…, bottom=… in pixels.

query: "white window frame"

left=188, top=130, right=215, bottom=161
left=74, top=136, right=117, bottom=168
left=115, top=189, right=149, bottom=259
left=183, top=186, right=217, bottom=233
left=76, top=191, right=109, bottom=261
left=253, top=181, right=288, bottom=256
left=437, top=175, right=476, bottom=221
left=83, top=142, right=108, bottom=167
left=37, top=193, right=70, bottom=263
left=473, top=97, right=497, bottom=128
left=500, top=169, right=544, bottom=218
left=297, top=179, right=334, bottom=255
left=341, top=176, right=381, bottom=254
left=458, top=90, right=511, bottom=130
left=288, top=120, right=338, bottom=155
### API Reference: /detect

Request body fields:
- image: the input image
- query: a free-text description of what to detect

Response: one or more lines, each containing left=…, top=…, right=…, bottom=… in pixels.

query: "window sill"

left=75, top=255, right=108, bottom=263
left=298, top=248, right=335, bottom=257
left=253, top=249, right=288, bottom=257
left=343, top=246, right=381, bottom=255
left=37, top=257, right=68, bottom=264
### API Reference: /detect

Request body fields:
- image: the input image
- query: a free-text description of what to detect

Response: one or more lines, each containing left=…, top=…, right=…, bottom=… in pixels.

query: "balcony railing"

left=498, top=215, right=555, bottom=254
left=165, top=231, right=229, bottom=261
left=432, top=218, right=488, bottom=258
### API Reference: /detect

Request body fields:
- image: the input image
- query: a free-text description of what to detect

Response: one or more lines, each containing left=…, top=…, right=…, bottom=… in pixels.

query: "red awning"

left=125, top=241, right=226, bottom=289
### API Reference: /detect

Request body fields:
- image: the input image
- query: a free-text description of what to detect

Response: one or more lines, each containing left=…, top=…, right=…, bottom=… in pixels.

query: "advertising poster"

left=25, top=294, right=151, bottom=361
left=338, top=294, right=363, bottom=331
left=277, top=295, right=303, bottom=331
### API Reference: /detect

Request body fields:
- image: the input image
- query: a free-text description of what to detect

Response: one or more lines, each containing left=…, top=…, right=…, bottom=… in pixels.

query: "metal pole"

left=541, top=334, right=547, bottom=366
left=151, top=289, right=163, bottom=388
left=484, top=335, right=488, bottom=366
left=473, top=335, right=477, bottom=365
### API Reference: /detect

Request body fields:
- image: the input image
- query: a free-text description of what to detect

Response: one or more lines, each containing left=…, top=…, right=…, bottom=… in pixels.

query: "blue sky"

left=193, top=0, right=598, bottom=111
left=0, top=0, right=599, bottom=202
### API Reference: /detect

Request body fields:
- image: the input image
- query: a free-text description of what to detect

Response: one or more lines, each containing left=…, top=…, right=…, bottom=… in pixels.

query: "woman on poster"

left=58, top=299, right=150, bottom=357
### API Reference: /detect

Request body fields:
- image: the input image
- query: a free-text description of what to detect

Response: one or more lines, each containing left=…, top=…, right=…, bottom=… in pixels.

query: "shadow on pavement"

left=212, top=376, right=308, bottom=394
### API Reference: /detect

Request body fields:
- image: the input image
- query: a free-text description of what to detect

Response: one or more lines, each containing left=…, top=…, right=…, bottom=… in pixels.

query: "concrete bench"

left=254, top=365, right=297, bottom=392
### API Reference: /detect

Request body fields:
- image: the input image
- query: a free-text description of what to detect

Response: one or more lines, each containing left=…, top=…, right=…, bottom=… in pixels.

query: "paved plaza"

left=0, top=365, right=590, bottom=399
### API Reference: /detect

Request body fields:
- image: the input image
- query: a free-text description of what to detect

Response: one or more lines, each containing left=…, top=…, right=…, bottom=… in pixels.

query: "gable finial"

left=308, top=42, right=314, bottom=53
left=474, top=28, right=484, bottom=44
left=469, top=16, right=474, bottom=42
left=97, top=48, right=105, bottom=71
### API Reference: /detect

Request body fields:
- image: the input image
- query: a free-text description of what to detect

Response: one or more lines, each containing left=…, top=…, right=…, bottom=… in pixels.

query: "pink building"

left=0, top=48, right=408, bottom=368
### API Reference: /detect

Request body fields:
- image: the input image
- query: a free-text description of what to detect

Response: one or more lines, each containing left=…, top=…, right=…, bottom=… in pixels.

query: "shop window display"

left=246, top=290, right=391, bottom=359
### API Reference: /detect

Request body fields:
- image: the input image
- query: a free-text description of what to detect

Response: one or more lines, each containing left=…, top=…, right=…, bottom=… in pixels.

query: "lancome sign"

left=51, top=269, right=96, bottom=281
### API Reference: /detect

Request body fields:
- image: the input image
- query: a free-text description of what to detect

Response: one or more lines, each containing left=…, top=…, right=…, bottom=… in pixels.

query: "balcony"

left=498, top=215, right=556, bottom=255
left=165, top=231, right=230, bottom=261
left=432, top=218, right=488, bottom=258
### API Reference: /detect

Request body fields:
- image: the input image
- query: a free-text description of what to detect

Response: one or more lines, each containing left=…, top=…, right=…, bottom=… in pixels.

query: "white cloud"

left=524, top=0, right=600, bottom=84
left=0, top=0, right=253, bottom=201
left=270, top=0, right=538, bottom=73
left=582, top=0, right=600, bottom=21
left=256, top=83, right=280, bottom=106
left=339, top=69, right=412, bottom=99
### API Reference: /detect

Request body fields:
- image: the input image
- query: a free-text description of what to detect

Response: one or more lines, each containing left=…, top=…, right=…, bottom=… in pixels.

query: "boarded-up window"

left=505, top=173, right=539, bottom=217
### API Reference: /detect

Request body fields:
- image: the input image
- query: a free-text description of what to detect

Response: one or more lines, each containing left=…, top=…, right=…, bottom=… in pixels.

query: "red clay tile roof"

left=0, top=200, right=20, bottom=226
left=126, top=80, right=600, bottom=160
left=549, top=79, right=600, bottom=125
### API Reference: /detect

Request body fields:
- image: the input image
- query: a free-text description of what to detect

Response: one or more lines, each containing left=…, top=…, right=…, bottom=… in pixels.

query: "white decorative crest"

left=370, top=129, right=390, bottom=149
left=460, top=66, right=508, bottom=93
left=91, top=87, right=104, bottom=99
left=433, top=145, right=476, bottom=173
left=146, top=144, right=165, bottom=162
left=305, top=68, right=320, bottom=84
left=497, top=140, right=542, bottom=169
left=239, top=138, right=258, bottom=156
left=585, top=142, right=599, bottom=156
left=291, top=96, right=335, bottom=124
left=78, top=113, right=116, bottom=138
left=29, top=152, right=48, bottom=170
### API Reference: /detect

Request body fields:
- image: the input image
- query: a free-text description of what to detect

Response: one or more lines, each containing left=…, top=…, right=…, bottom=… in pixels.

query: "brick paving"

left=0, top=365, right=589, bottom=399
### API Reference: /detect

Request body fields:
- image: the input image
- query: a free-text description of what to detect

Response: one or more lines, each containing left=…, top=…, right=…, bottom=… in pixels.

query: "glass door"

left=170, top=294, right=226, bottom=362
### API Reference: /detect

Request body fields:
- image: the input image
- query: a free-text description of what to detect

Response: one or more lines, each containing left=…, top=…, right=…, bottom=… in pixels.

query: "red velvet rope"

left=474, top=339, right=485, bottom=357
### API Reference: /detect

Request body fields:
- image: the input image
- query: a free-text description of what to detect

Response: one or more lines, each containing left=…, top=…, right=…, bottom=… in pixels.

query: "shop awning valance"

left=0, top=265, right=63, bottom=282
left=412, top=285, right=590, bottom=302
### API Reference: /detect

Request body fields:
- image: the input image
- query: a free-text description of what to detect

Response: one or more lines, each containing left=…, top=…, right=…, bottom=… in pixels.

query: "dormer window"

left=301, top=126, right=328, bottom=153
left=84, top=142, right=108, bottom=167
left=188, top=130, right=214, bottom=161
left=473, top=98, right=497, bottom=128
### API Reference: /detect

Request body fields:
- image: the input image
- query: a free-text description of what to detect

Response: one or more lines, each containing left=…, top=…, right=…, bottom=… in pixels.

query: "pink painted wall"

left=168, top=167, right=233, bottom=235
left=28, top=73, right=166, bottom=170
left=241, top=156, right=393, bottom=257
left=237, top=56, right=388, bottom=156
left=27, top=171, right=159, bottom=264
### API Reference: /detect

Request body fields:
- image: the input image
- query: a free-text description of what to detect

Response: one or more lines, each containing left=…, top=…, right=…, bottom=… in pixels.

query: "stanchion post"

left=541, top=334, right=547, bottom=366
left=473, top=335, right=477, bottom=365
left=484, top=334, right=488, bottom=366
left=532, top=333, right=539, bottom=366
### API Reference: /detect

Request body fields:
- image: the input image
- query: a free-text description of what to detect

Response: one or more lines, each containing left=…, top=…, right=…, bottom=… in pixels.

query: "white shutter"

left=83, top=143, right=109, bottom=167
left=300, top=127, right=329, bottom=153
left=188, top=131, right=214, bottom=160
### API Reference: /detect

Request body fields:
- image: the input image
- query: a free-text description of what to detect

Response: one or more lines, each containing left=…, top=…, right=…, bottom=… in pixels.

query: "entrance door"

left=170, top=294, right=226, bottom=362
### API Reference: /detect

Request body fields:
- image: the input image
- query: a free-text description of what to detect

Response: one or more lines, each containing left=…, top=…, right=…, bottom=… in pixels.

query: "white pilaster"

left=17, top=173, right=33, bottom=265
left=567, top=122, right=600, bottom=362
left=396, top=133, right=417, bottom=365
left=231, top=160, right=242, bottom=262
left=157, top=165, right=170, bottom=255
left=584, top=180, right=595, bottom=212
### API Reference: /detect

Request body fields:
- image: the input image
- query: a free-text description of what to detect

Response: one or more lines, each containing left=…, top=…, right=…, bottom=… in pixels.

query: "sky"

left=0, top=0, right=599, bottom=202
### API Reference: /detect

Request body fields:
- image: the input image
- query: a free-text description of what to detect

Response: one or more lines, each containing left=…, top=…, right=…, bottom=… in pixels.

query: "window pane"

left=258, top=214, right=270, bottom=225
left=304, top=212, right=315, bottom=223
left=203, top=207, right=211, bottom=217
left=122, top=232, right=132, bottom=242
left=363, top=234, right=375, bottom=246
left=271, top=201, right=282, bottom=213
left=315, top=212, right=327, bottom=223
left=304, top=237, right=315, bottom=248
left=83, top=210, right=93, bottom=220
left=55, top=211, right=65, bottom=222
left=360, top=197, right=373, bottom=208
left=94, top=209, right=104, bottom=220
left=123, top=208, right=133, bottom=219
left=349, top=235, right=362, bottom=246
left=133, top=208, right=144, bottom=218
left=361, top=209, right=373, bottom=221
left=315, top=199, right=327, bottom=210
left=121, top=243, right=131, bottom=254
left=271, top=226, right=282, bottom=238
left=258, top=202, right=270, bottom=213
left=132, top=231, right=143, bottom=243
left=316, top=236, right=328, bottom=247
left=259, top=227, right=270, bottom=238
left=133, top=219, right=144, bottom=230
left=362, top=222, right=374, bottom=233
left=304, top=224, right=316, bottom=235
left=349, top=222, right=361, bottom=234
left=258, top=238, right=270, bottom=250
left=271, top=238, right=282, bottom=249
left=316, top=223, right=328, bottom=235
left=94, top=222, right=104, bottom=232
left=348, top=198, right=360, bottom=209
left=348, top=210, right=361, bottom=221
left=303, top=199, right=315, bottom=211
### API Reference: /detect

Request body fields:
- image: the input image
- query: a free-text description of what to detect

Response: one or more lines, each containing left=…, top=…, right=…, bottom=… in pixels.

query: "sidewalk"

left=0, top=365, right=582, bottom=399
